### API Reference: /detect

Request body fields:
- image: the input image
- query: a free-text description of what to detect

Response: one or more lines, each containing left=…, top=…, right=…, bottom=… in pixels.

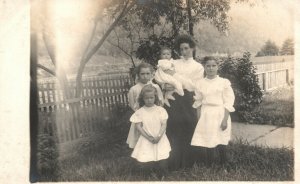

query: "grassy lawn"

left=242, top=86, right=294, bottom=127
left=36, top=87, right=294, bottom=182
left=39, top=140, right=293, bottom=182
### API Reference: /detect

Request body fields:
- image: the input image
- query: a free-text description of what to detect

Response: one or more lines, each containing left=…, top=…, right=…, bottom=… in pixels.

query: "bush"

left=136, top=35, right=176, bottom=66
left=240, top=87, right=294, bottom=127
left=37, top=134, right=60, bottom=180
left=218, top=52, right=263, bottom=121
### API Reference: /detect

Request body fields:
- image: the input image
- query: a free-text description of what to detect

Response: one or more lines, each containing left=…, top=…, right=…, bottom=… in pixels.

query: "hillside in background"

left=37, top=0, right=294, bottom=79
left=194, top=0, right=294, bottom=57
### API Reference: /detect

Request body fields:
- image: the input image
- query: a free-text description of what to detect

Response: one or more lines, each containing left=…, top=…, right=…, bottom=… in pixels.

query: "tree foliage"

left=136, top=35, right=176, bottom=66
left=34, top=0, right=254, bottom=98
left=256, top=40, right=279, bottom=57
left=34, top=0, right=137, bottom=98
left=131, top=0, right=232, bottom=65
left=280, top=38, right=294, bottom=55
left=217, top=52, right=263, bottom=120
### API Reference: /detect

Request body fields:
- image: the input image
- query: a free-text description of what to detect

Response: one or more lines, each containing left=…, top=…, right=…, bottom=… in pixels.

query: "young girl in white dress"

left=154, top=47, right=195, bottom=107
left=127, top=63, right=163, bottom=149
left=130, top=84, right=170, bottom=177
left=191, top=56, right=235, bottom=167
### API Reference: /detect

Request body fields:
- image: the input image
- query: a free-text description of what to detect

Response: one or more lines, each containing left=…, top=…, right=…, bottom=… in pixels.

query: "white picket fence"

left=252, top=55, right=294, bottom=91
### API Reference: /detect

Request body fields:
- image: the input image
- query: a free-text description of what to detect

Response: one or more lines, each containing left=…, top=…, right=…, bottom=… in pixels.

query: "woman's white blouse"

left=173, top=57, right=204, bottom=86
left=192, top=76, right=235, bottom=112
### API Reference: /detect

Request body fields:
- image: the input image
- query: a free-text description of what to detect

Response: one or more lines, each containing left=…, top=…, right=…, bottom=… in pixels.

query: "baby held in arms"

left=154, top=47, right=194, bottom=107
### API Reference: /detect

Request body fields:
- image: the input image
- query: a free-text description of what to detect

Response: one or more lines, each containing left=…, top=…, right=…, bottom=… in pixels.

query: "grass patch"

left=241, top=86, right=294, bottom=127
left=38, top=140, right=294, bottom=182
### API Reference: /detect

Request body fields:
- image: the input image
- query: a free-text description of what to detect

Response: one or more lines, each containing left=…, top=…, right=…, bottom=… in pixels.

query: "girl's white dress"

left=130, top=105, right=171, bottom=162
left=126, top=82, right=163, bottom=148
left=191, top=76, right=235, bottom=148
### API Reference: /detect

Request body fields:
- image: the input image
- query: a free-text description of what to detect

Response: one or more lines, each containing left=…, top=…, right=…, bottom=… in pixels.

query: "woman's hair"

left=135, top=62, right=154, bottom=79
left=138, top=84, right=160, bottom=107
left=202, top=56, right=220, bottom=66
left=174, top=34, right=196, bottom=51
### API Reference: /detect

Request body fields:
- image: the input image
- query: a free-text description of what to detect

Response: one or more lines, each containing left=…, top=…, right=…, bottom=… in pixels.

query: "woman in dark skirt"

left=164, top=35, right=204, bottom=170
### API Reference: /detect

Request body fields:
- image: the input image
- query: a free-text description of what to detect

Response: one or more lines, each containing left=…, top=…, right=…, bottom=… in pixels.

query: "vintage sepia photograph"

left=27, top=0, right=295, bottom=182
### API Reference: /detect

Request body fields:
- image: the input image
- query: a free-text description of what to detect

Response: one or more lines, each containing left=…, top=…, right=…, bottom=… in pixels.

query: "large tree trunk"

left=186, top=0, right=196, bottom=57
left=171, top=5, right=179, bottom=38
left=42, top=32, right=72, bottom=99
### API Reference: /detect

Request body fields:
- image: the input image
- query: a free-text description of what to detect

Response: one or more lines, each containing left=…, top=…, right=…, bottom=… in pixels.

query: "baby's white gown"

left=191, top=76, right=235, bottom=148
left=154, top=59, right=195, bottom=106
left=130, top=105, right=171, bottom=162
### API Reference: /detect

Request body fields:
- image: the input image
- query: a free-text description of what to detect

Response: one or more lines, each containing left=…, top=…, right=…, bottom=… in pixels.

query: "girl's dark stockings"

left=195, top=145, right=228, bottom=167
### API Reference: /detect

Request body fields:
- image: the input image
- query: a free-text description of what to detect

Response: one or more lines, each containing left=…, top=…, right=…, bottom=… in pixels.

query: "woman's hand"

left=136, top=123, right=157, bottom=144
left=153, top=135, right=162, bottom=144
left=196, top=106, right=201, bottom=119
left=164, top=69, right=176, bottom=76
left=164, top=83, right=175, bottom=91
left=220, top=118, right=228, bottom=131
left=148, top=136, right=156, bottom=144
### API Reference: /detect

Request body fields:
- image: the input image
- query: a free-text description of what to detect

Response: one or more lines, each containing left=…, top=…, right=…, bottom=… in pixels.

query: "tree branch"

left=83, top=0, right=135, bottom=65
left=75, top=0, right=136, bottom=97
left=37, top=64, right=56, bottom=76
left=42, top=31, right=56, bottom=66
left=107, top=39, right=136, bottom=67
left=42, top=30, right=71, bottom=98
left=107, top=39, right=130, bottom=58
left=82, top=20, right=98, bottom=60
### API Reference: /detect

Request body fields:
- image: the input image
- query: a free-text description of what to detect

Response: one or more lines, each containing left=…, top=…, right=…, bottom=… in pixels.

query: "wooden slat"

left=37, top=73, right=133, bottom=143
left=37, top=91, right=127, bottom=108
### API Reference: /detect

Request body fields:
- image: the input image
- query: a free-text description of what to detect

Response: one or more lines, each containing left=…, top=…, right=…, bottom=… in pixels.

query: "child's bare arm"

left=154, top=120, right=167, bottom=143
left=136, top=122, right=155, bottom=143
left=128, top=89, right=137, bottom=111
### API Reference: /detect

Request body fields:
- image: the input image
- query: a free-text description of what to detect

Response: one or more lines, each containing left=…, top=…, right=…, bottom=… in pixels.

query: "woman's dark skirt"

left=165, top=90, right=198, bottom=170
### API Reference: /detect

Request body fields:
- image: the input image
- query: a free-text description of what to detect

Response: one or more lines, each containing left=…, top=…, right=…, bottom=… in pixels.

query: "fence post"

left=262, top=72, right=267, bottom=91
left=30, top=32, right=39, bottom=182
left=286, top=69, right=290, bottom=85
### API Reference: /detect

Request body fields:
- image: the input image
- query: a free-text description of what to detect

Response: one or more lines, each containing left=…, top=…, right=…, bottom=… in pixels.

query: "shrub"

left=136, top=35, right=176, bottom=66
left=240, top=87, right=294, bottom=127
left=37, top=134, right=60, bottom=180
left=110, top=103, right=133, bottom=128
left=218, top=52, right=263, bottom=121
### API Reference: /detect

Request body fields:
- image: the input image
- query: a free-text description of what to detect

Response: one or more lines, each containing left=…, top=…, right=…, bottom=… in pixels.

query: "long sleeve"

left=150, top=82, right=164, bottom=106
left=173, top=73, right=195, bottom=91
left=173, top=58, right=204, bottom=89
left=222, top=79, right=235, bottom=112
left=156, top=86, right=164, bottom=105
left=192, top=64, right=204, bottom=83
left=128, top=88, right=139, bottom=111
left=192, top=88, right=203, bottom=108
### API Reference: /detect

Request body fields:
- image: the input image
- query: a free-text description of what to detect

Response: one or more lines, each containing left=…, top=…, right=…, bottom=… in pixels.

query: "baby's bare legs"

left=164, top=90, right=175, bottom=107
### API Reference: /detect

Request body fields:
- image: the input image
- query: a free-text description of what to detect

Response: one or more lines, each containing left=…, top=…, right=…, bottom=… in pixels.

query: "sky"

left=229, top=0, right=295, bottom=46
left=35, top=0, right=298, bottom=71
left=194, top=0, right=297, bottom=56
